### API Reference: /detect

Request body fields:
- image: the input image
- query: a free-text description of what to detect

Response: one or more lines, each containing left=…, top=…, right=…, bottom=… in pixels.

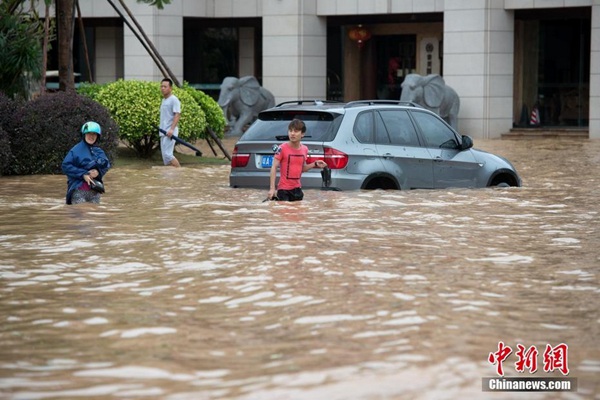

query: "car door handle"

left=382, top=153, right=395, bottom=159
left=434, top=157, right=444, bottom=162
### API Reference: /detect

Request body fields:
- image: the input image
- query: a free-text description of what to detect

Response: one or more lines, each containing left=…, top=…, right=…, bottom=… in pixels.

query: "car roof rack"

left=344, top=100, right=422, bottom=108
left=275, top=100, right=344, bottom=107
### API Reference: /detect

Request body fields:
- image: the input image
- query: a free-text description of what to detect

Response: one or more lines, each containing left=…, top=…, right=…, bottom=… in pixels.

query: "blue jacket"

left=61, top=140, right=111, bottom=204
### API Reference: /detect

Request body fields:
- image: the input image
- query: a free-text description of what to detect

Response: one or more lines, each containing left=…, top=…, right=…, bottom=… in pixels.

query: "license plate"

left=261, top=155, right=273, bottom=168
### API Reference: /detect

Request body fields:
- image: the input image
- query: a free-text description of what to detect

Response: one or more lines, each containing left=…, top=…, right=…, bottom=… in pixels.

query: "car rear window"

left=240, top=111, right=343, bottom=141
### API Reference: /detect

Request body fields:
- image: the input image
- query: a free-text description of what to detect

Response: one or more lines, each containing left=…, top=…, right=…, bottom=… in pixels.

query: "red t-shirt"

left=274, top=142, right=308, bottom=190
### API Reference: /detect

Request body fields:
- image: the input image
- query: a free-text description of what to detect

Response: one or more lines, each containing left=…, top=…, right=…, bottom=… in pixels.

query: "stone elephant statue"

left=218, top=76, right=276, bottom=136
left=400, top=74, right=460, bottom=129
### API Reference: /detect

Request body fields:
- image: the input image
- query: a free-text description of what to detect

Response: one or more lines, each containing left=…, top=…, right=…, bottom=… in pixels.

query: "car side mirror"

left=461, top=135, right=473, bottom=150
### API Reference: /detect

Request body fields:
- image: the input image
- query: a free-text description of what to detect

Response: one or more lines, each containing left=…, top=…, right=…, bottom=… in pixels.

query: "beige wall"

left=262, top=0, right=327, bottom=104
left=37, top=0, right=600, bottom=138
left=444, top=1, right=514, bottom=139
left=95, top=27, right=123, bottom=84
left=238, top=27, right=256, bottom=77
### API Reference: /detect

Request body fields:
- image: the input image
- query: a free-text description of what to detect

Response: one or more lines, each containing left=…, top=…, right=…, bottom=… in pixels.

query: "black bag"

left=321, top=166, right=331, bottom=187
left=90, top=179, right=105, bottom=194
left=320, top=166, right=340, bottom=191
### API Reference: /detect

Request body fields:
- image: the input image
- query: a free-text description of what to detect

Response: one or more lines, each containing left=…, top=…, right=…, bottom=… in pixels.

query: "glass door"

left=375, top=35, right=416, bottom=100
left=516, top=9, right=590, bottom=128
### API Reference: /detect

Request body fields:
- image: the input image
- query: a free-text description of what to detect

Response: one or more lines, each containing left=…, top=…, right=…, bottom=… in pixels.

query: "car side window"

left=354, top=111, right=374, bottom=143
left=411, top=111, right=458, bottom=149
left=378, top=110, right=420, bottom=146
left=374, top=112, right=391, bottom=144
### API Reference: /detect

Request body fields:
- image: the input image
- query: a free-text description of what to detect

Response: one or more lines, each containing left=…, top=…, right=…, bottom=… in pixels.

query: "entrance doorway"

left=515, top=8, right=590, bottom=128
left=375, top=35, right=416, bottom=100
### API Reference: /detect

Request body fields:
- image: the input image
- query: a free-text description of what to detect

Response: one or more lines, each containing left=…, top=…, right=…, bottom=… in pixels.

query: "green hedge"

left=181, top=82, right=226, bottom=137
left=95, top=80, right=204, bottom=158
left=80, top=80, right=225, bottom=158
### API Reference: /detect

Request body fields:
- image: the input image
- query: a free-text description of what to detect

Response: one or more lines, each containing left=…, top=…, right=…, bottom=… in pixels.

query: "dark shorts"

left=276, top=187, right=304, bottom=202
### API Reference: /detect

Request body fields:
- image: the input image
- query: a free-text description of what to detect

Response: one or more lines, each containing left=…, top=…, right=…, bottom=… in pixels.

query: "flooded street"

left=0, top=138, right=599, bottom=399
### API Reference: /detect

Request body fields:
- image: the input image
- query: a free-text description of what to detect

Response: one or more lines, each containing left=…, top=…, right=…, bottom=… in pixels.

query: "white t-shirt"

left=160, top=94, right=181, bottom=137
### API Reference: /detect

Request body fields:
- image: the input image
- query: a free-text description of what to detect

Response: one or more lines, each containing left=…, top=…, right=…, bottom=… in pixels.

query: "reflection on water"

left=0, top=139, right=599, bottom=399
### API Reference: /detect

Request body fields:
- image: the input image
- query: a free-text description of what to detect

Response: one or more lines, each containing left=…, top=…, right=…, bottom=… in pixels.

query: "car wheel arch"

left=361, top=172, right=401, bottom=190
left=487, top=169, right=521, bottom=187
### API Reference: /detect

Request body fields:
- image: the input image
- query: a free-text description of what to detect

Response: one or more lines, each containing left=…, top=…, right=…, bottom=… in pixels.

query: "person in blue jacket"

left=62, top=121, right=111, bottom=205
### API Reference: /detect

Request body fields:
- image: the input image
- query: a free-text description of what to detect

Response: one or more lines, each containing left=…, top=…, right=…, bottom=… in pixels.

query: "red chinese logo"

left=489, top=342, right=569, bottom=376
left=543, top=343, right=569, bottom=375
left=488, top=341, right=513, bottom=376
left=515, top=344, right=538, bottom=373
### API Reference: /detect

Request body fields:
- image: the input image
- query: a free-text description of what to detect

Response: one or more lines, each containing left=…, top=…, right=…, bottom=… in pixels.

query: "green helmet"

left=81, top=121, right=102, bottom=136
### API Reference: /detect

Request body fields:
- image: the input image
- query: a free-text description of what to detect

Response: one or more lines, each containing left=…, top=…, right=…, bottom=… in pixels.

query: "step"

left=502, top=127, right=588, bottom=139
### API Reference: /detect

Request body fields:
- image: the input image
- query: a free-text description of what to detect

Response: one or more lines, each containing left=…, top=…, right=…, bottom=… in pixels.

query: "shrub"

left=0, top=92, right=20, bottom=175
left=77, top=82, right=107, bottom=101
left=181, top=82, right=226, bottom=138
left=0, top=91, right=21, bottom=130
left=95, top=79, right=206, bottom=158
left=0, top=126, right=11, bottom=175
left=7, top=91, right=119, bottom=175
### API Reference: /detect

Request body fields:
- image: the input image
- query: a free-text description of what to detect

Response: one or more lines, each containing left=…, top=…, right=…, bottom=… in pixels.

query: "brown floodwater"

left=0, top=138, right=599, bottom=399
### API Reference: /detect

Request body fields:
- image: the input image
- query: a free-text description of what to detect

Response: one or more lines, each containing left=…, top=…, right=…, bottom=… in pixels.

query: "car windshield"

left=240, top=111, right=343, bottom=142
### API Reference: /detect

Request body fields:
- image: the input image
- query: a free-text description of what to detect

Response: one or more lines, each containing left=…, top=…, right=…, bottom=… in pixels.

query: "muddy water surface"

left=0, top=138, right=599, bottom=399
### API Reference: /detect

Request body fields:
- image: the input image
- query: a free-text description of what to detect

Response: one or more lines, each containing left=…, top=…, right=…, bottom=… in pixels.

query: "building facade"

left=46, top=0, right=600, bottom=139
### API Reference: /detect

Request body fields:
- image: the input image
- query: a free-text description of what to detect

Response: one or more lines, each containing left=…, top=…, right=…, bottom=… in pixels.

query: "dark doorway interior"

left=375, top=35, right=416, bottom=100
left=326, top=25, right=343, bottom=101
left=183, top=18, right=262, bottom=99
left=516, top=8, right=590, bottom=128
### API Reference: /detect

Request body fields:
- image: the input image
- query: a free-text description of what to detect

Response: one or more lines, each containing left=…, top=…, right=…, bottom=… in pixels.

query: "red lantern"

left=348, top=25, right=371, bottom=49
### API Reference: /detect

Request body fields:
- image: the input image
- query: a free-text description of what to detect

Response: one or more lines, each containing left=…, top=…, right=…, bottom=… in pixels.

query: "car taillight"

left=231, top=146, right=250, bottom=168
left=323, top=147, right=348, bottom=169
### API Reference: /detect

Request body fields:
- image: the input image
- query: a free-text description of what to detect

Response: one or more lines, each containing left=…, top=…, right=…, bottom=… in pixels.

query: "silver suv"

left=229, top=100, right=521, bottom=190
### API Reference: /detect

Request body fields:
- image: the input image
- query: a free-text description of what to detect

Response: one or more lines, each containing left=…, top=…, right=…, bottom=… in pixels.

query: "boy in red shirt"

left=268, top=119, right=325, bottom=201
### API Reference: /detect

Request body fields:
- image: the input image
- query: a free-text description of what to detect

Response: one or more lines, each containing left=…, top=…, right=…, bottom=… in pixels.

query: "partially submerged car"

left=230, top=100, right=521, bottom=191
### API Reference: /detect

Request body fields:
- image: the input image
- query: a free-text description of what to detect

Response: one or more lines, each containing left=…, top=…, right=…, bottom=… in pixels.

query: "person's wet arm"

left=96, top=150, right=111, bottom=178
left=62, top=151, right=89, bottom=181
left=303, top=160, right=324, bottom=172
left=268, top=157, right=280, bottom=199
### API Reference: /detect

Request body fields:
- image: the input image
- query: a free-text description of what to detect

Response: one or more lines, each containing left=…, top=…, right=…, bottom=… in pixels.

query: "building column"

left=238, top=27, right=256, bottom=77
left=443, top=1, right=514, bottom=139
left=261, top=0, right=327, bottom=104
left=122, top=1, right=184, bottom=83
left=590, top=3, right=600, bottom=139
left=95, top=26, right=124, bottom=84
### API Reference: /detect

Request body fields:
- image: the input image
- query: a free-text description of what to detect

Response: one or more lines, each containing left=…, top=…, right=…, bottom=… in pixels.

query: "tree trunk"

left=40, top=2, right=51, bottom=95
left=76, top=0, right=93, bottom=82
left=56, top=0, right=75, bottom=91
